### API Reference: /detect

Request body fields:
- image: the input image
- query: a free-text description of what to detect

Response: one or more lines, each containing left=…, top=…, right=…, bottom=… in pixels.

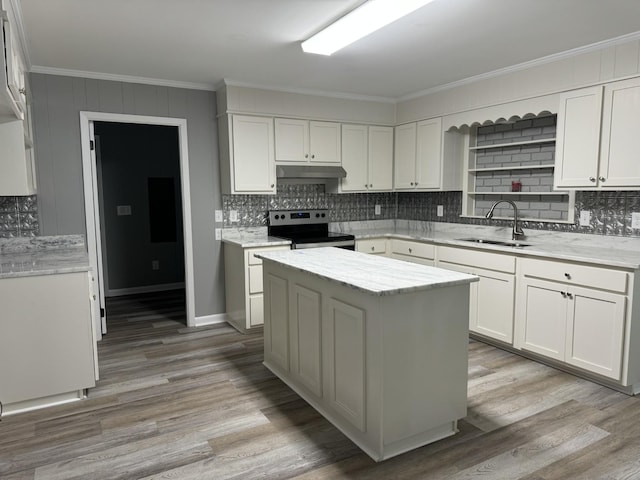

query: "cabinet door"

left=4, top=19, right=26, bottom=112
left=474, top=268, right=515, bottom=344
left=340, top=124, right=368, bottom=192
left=438, top=261, right=475, bottom=330
left=565, top=286, right=625, bottom=380
left=264, top=273, right=289, bottom=372
left=599, top=78, right=640, bottom=187
left=275, top=118, right=308, bottom=162
left=309, top=121, right=341, bottom=164
left=519, top=278, right=568, bottom=361
left=368, top=126, right=393, bottom=191
left=324, top=298, right=366, bottom=432
left=289, top=284, right=322, bottom=396
left=232, top=115, right=275, bottom=193
left=415, top=118, right=442, bottom=190
left=554, top=86, right=603, bottom=188
left=393, top=123, right=417, bottom=190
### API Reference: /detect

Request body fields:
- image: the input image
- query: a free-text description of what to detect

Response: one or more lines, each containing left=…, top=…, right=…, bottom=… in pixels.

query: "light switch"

left=579, top=210, right=591, bottom=227
left=229, top=210, right=238, bottom=223
left=374, top=204, right=381, bottom=215
left=151, top=260, right=160, bottom=270
left=437, top=205, right=444, bottom=217
left=632, top=212, right=640, bottom=229
left=215, top=210, right=223, bottom=223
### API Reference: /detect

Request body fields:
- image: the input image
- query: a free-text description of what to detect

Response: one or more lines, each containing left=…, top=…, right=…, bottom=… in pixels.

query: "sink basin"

left=456, top=238, right=531, bottom=248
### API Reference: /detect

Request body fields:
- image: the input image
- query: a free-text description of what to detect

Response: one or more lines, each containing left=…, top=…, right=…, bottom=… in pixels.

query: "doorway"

left=80, top=112, right=196, bottom=340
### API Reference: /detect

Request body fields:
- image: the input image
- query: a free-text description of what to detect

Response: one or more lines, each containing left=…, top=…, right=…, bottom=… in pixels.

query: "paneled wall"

left=29, top=74, right=223, bottom=318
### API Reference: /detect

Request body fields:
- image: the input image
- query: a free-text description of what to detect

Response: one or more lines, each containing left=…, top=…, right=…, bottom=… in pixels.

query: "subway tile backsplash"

left=0, top=196, right=39, bottom=238
left=223, top=185, right=640, bottom=237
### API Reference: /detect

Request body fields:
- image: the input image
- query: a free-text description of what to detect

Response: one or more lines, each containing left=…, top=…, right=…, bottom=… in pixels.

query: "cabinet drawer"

left=390, top=239, right=434, bottom=259
left=438, top=246, right=515, bottom=273
left=356, top=238, right=387, bottom=255
left=249, top=295, right=264, bottom=327
left=248, top=265, right=263, bottom=294
left=520, top=258, right=628, bottom=293
left=248, top=250, right=263, bottom=265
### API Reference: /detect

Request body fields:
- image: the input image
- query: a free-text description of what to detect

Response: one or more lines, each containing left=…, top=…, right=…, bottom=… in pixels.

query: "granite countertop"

left=257, top=247, right=478, bottom=296
left=338, top=220, right=640, bottom=270
left=221, top=227, right=291, bottom=248
left=0, top=235, right=91, bottom=279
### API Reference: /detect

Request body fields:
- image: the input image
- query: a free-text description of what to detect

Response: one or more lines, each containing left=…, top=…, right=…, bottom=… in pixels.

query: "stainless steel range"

left=268, top=209, right=355, bottom=250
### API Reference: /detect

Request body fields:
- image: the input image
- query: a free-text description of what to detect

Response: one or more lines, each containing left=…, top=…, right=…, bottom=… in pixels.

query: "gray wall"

left=30, top=73, right=224, bottom=318
left=95, top=122, right=184, bottom=292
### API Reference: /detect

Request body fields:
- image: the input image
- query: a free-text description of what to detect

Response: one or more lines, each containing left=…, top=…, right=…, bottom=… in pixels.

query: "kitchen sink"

left=456, top=238, right=531, bottom=248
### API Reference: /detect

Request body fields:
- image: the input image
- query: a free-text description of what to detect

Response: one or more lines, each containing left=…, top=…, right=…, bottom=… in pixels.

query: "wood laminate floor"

left=1, top=290, right=640, bottom=479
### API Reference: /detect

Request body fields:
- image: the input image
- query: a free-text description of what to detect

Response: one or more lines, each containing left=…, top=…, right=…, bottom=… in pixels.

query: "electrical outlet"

left=579, top=210, right=591, bottom=227
left=437, top=205, right=444, bottom=217
left=215, top=210, right=223, bottom=223
left=151, top=260, right=160, bottom=270
left=229, top=210, right=238, bottom=223
left=116, top=205, right=132, bottom=216
left=374, top=204, right=381, bottom=215
left=215, top=228, right=221, bottom=240
left=632, top=212, right=640, bottom=229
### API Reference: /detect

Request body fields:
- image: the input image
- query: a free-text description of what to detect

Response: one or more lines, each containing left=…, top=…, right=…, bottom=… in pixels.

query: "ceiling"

left=18, top=0, right=640, bottom=100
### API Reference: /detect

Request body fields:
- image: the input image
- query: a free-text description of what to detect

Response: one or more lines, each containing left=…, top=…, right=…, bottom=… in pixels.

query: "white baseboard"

left=106, top=283, right=185, bottom=297
left=193, top=313, right=229, bottom=327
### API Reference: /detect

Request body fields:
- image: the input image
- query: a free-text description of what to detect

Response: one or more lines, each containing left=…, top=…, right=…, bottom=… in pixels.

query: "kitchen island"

left=257, top=247, right=478, bottom=461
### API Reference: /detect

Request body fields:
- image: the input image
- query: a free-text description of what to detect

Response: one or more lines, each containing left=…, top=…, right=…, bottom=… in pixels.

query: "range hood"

left=276, top=165, right=347, bottom=179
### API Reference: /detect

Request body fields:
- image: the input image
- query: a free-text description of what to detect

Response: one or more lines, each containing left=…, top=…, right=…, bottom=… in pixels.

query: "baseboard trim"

left=194, top=313, right=229, bottom=327
left=106, top=283, right=185, bottom=297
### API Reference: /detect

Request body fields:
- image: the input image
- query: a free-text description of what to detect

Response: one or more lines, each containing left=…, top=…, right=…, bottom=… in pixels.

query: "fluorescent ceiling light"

left=301, top=0, right=435, bottom=56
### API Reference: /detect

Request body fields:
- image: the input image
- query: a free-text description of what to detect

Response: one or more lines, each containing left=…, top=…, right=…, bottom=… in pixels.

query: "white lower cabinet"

left=0, top=272, right=96, bottom=414
left=355, top=237, right=388, bottom=256
left=516, top=258, right=628, bottom=381
left=224, top=243, right=290, bottom=332
left=438, top=246, right=516, bottom=344
left=389, top=239, right=435, bottom=266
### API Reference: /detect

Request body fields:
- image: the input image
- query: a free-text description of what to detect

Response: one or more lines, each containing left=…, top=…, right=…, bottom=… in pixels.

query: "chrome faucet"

left=485, top=200, right=525, bottom=241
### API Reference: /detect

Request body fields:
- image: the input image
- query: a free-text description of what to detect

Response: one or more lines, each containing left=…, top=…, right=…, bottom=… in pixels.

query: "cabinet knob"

left=371, top=246, right=375, bottom=251
left=305, top=154, right=309, bottom=158
left=19, top=87, right=27, bottom=95
left=415, top=182, right=419, bottom=186
left=365, top=184, right=369, bottom=188
left=589, top=177, right=596, bottom=182
left=93, top=294, right=97, bottom=300
left=599, top=176, right=606, bottom=182
left=567, top=293, right=574, bottom=299
left=271, top=184, right=274, bottom=188
left=410, top=182, right=414, bottom=186
left=408, top=248, right=412, bottom=253
left=311, top=154, right=315, bottom=159
left=369, top=184, right=373, bottom=188
left=564, top=273, right=571, bottom=279
left=560, top=291, right=567, bottom=297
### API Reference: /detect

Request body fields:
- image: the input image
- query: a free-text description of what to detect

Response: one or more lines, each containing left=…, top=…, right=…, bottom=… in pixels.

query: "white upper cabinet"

left=394, top=117, right=459, bottom=191
left=218, top=114, right=276, bottom=194
left=555, top=78, right=640, bottom=189
left=275, top=118, right=341, bottom=164
left=340, top=124, right=393, bottom=192
left=0, top=8, right=25, bottom=120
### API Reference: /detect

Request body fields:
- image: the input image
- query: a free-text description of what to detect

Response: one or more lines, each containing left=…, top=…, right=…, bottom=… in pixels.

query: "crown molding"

left=29, top=66, right=216, bottom=91
left=397, top=30, right=640, bottom=102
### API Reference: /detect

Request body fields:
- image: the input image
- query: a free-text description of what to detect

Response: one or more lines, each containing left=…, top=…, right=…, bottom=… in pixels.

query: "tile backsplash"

left=223, top=185, right=640, bottom=237
left=0, top=196, right=39, bottom=238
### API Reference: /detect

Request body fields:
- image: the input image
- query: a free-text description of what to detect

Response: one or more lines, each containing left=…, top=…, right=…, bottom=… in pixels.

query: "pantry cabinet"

left=218, top=114, right=276, bottom=194
left=275, top=118, right=341, bottom=164
left=516, top=257, right=628, bottom=380
left=555, top=77, right=640, bottom=189
left=340, top=125, right=393, bottom=192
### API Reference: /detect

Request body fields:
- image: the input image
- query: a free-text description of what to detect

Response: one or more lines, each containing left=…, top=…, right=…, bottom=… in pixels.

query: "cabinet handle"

left=564, top=273, right=571, bottom=279
left=599, top=176, right=606, bottom=182
left=589, top=177, right=596, bottom=182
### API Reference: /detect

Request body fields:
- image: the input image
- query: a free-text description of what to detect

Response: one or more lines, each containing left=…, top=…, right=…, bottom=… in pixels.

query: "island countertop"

left=257, top=247, right=477, bottom=296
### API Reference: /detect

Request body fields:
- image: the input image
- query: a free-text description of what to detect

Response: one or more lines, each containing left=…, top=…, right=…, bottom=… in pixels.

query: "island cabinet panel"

left=289, top=284, right=322, bottom=397
left=325, top=298, right=366, bottom=432
left=264, top=273, right=289, bottom=373
left=260, top=251, right=473, bottom=462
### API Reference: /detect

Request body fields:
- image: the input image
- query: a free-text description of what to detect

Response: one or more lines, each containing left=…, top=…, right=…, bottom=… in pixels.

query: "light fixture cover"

left=301, top=0, right=435, bottom=56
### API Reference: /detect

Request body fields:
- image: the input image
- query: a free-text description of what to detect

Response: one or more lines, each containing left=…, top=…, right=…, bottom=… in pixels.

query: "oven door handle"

left=293, top=240, right=355, bottom=249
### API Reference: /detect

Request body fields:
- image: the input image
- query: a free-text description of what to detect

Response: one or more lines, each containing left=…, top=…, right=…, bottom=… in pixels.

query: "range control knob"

left=321, top=213, right=326, bottom=217
left=316, top=213, right=320, bottom=218
left=275, top=215, right=280, bottom=220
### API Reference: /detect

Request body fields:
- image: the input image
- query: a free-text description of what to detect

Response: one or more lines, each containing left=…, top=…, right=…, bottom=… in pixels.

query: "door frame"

left=79, top=111, right=196, bottom=337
